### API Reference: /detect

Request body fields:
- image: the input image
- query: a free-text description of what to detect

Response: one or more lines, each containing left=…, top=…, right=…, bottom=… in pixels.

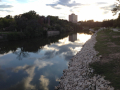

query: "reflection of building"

left=69, top=13, right=77, bottom=23
left=69, top=33, right=77, bottom=42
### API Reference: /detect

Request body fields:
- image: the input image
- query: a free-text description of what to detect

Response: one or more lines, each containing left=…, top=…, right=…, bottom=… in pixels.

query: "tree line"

left=79, top=13, right=120, bottom=29
left=0, top=10, right=82, bottom=41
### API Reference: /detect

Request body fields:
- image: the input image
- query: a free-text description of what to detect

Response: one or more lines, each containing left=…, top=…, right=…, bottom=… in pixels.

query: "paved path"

left=112, top=28, right=120, bottom=32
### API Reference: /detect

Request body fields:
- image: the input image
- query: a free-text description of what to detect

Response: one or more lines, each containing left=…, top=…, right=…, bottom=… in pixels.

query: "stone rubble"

left=56, top=30, right=114, bottom=90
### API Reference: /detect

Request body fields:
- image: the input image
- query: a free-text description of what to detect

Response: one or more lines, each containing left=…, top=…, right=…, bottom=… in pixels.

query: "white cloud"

left=0, top=0, right=118, bottom=21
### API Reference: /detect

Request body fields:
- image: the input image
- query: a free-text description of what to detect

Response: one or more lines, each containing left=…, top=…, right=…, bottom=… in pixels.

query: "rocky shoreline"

left=56, top=30, right=114, bottom=90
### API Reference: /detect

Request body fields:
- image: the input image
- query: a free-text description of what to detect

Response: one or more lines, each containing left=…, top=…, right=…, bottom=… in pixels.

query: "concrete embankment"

left=56, top=30, right=114, bottom=90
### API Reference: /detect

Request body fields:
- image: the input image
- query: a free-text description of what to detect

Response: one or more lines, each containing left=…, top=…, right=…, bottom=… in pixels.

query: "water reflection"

left=0, top=67, right=8, bottom=81
left=13, top=48, right=29, bottom=60
left=69, top=33, right=77, bottom=42
left=39, top=75, right=49, bottom=90
left=0, top=32, right=91, bottom=90
left=9, top=65, right=36, bottom=90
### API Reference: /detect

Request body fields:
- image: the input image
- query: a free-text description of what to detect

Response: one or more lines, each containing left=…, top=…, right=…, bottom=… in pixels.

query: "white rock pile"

left=56, top=30, right=114, bottom=90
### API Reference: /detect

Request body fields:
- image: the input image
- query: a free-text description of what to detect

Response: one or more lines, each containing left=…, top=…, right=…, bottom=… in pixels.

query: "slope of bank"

left=56, top=29, right=114, bottom=90
left=90, top=28, right=120, bottom=90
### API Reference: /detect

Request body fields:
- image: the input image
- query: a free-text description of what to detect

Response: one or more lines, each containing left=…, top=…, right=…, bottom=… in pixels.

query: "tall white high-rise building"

left=69, top=13, right=77, bottom=23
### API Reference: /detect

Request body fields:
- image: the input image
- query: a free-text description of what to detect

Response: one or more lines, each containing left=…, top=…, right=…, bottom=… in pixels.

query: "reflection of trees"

left=0, top=31, right=92, bottom=60
left=0, top=33, right=68, bottom=60
left=13, top=48, right=29, bottom=60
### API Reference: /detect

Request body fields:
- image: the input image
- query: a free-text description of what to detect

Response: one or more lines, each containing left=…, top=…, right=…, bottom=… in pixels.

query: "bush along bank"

left=56, top=29, right=114, bottom=90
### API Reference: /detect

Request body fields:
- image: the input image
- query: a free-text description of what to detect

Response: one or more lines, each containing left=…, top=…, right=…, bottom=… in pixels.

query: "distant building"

left=38, top=16, right=50, bottom=25
left=69, top=13, right=77, bottom=23
left=38, top=16, right=45, bottom=25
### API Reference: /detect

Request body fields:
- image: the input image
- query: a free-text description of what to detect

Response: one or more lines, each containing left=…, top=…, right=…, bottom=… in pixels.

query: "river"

left=0, top=33, right=91, bottom=90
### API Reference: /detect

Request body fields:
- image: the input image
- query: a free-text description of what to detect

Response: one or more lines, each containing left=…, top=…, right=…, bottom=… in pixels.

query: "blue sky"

left=0, top=0, right=119, bottom=21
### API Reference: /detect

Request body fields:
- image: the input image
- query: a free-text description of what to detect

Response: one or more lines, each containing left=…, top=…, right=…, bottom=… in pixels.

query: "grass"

left=89, top=29, right=120, bottom=90
left=93, top=27, right=100, bottom=31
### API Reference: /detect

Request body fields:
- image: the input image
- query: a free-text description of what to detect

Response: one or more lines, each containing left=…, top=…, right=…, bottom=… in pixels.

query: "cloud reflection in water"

left=39, top=75, right=49, bottom=90
left=43, top=33, right=91, bottom=61
left=11, top=60, right=53, bottom=90
left=0, top=33, right=91, bottom=90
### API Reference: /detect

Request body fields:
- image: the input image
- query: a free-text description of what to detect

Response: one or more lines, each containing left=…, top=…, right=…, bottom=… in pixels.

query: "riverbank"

left=56, top=29, right=114, bottom=90
left=90, top=28, right=120, bottom=90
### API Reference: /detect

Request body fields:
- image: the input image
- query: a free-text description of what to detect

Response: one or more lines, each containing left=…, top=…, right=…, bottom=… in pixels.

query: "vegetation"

left=111, top=0, right=120, bottom=15
left=80, top=20, right=102, bottom=28
left=80, top=13, right=120, bottom=30
left=0, top=10, right=82, bottom=41
left=90, top=29, right=120, bottom=89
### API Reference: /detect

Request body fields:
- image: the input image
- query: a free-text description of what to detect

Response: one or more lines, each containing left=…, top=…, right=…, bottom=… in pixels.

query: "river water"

left=0, top=33, right=91, bottom=90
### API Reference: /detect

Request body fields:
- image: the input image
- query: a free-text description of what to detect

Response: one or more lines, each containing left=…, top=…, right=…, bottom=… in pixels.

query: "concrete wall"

left=47, top=31, right=60, bottom=37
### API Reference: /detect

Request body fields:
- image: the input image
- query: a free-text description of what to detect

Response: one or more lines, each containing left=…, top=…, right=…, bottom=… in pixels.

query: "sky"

left=0, top=0, right=119, bottom=21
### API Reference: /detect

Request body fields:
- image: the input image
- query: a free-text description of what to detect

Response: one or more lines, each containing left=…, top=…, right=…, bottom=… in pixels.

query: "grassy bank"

left=90, top=29, right=120, bottom=90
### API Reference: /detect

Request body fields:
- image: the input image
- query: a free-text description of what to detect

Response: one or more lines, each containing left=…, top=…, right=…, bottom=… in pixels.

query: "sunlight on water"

left=77, top=33, right=91, bottom=43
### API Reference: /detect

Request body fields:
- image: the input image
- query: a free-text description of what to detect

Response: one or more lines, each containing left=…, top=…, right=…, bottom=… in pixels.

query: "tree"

left=21, top=10, right=37, bottom=20
left=111, top=0, right=120, bottom=15
left=5, top=15, right=12, bottom=19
